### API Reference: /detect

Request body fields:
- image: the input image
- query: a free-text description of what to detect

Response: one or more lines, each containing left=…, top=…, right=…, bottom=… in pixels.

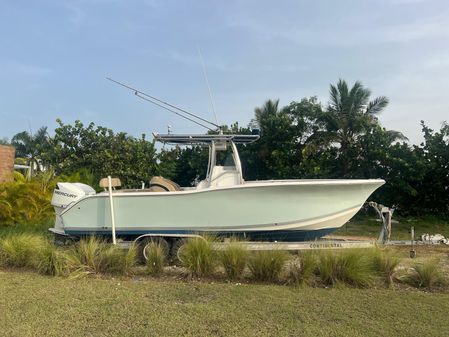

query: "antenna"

left=197, top=48, right=220, bottom=130
left=106, top=77, right=220, bottom=132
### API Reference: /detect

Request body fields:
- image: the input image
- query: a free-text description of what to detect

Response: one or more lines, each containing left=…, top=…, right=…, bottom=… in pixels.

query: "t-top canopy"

left=153, top=133, right=260, bottom=145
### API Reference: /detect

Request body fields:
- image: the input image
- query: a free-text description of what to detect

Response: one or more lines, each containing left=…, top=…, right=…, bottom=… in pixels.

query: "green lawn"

left=1, top=271, right=449, bottom=337
left=335, top=216, right=449, bottom=240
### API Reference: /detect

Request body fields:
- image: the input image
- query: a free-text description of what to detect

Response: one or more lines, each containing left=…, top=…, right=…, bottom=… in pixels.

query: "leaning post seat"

left=99, top=177, right=122, bottom=190
left=149, top=176, right=181, bottom=192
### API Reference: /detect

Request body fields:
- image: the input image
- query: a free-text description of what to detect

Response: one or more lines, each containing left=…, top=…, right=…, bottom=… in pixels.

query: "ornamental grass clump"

left=100, top=244, right=138, bottom=276
left=179, top=236, right=216, bottom=277
left=36, top=243, right=68, bottom=276
left=145, top=241, right=167, bottom=276
left=316, top=249, right=374, bottom=288
left=248, top=250, right=288, bottom=282
left=371, top=248, right=400, bottom=287
left=286, top=251, right=317, bottom=286
left=0, top=233, right=50, bottom=268
left=64, top=236, right=137, bottom=277
left=408, top=259, right=445, bottom=290
left=219, top=240, right=248, bottom=280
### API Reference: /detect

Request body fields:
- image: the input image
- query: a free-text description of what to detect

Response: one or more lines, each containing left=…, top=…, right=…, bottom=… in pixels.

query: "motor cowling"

left=51, top=183, right=96, bottom=231
left=51, top=182, right=96, bottom=213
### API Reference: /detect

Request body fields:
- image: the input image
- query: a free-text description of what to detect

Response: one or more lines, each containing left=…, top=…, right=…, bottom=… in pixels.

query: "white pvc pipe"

left=108, top=175, right=117, bottom=245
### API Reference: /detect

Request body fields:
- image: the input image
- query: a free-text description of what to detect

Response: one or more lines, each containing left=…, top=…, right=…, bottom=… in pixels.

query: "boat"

left=50, top=132, right=385, bottom=242
left=49, top=78, right=385, bottom=246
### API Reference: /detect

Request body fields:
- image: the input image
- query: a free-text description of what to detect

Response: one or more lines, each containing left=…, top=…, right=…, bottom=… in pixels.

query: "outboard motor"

left=51, top=183, right=96, bottom=230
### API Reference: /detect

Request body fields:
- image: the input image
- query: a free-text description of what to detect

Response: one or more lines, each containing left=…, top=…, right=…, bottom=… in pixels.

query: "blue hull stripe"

left=64, top=228, right=338, bottom=242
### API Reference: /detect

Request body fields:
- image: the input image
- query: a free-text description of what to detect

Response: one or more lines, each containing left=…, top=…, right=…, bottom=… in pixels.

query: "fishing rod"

left=106, top=77, right=221, bottom=132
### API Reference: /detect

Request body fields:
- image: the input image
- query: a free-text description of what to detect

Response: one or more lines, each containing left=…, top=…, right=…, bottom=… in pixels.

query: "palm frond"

left=365, top=96, right=389, bottom=115
left=386, top=130, right=408, bottom=142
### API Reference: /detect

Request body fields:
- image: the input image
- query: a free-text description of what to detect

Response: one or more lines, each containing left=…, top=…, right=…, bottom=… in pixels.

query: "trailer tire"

left=138, top=237, right=170, bottom=263
left=170, top=238, right=188, bottom=265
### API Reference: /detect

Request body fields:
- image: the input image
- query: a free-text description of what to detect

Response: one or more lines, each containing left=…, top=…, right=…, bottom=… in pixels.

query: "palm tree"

left=326, top=79, right=393, bottom=149
left=254, top=99, right=280, bottom=129
left=11, top=126, right=49, bottom=177
left=313, top=79, right=406, bottom=175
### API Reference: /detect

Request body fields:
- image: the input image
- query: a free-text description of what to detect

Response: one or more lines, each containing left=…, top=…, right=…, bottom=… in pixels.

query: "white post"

left=108, top=175, right=117, bottom=245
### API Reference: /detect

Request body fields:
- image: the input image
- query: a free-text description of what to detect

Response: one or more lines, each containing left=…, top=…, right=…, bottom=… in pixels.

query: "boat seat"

left=99, top=177, right=122, bottom=190
left=149, top=176, right=181, bottom=192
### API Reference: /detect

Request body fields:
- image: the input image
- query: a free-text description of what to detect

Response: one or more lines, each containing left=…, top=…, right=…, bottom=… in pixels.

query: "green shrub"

left=179, top=236, right=216, bottom=277
left=0, top=233, right=49, bottom=268
left=145, top=241, right=167, bottom=276
left=409, top=259, right=445, bottom=289
left=248, top=250, right=288, bottom=282
left=286, top=251, right=317, bottom=286
left=0, top=178, right=53, bottom=227
left=316, top=249, right=374, bottom=287
left=219, top=240, right=248, bottom=280
left=371, top=248, right=400, bottom=287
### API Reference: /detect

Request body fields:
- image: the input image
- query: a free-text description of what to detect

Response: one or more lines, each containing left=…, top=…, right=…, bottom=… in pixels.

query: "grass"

left=335, top=215, right=449, bottom=240
left=145, top=241, right=166, bottom=276
left=248, top=250, right=288, bottom=282
left=36, top=243, right=68, bottom=276
left=219, top=240, right=248, bottom=280
left=64, top=237, right=137, bottom=277
left=0, top=222, right=50, bottom=238
left=316, top=249, right=374, bottom=287
left=178, top=236, right=216, bottom=277
left=408, top=259, right=446, bottom=289
left=371, top=248, right=400, bottom=287
left=1, top=271, right=449, bottom=337
left=0, top=233, right=50, bottom=268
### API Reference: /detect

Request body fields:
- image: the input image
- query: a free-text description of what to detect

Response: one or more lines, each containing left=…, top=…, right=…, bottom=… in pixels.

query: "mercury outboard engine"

left=51, top=182, right=96, bottom=230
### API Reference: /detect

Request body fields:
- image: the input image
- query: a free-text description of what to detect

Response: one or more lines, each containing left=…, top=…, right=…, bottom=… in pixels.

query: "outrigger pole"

left=106, top=77, right=221, bottom=132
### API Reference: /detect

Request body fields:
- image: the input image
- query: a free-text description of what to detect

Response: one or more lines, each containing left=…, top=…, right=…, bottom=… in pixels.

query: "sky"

left=1, top=0, right=449, bottom=145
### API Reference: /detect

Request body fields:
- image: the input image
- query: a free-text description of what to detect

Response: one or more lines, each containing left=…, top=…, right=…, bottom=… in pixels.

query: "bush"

left=316, top=249, right=374, bottom=287
left=179, top=236, right=216, bottom=277
left=286, top=251, right=317, bottom=286
left=371, top=248, right=400, bottom=287
left=219, top=240, right=248, bottom=280
left=409, top=259, right=445, bottom=289
left=248, top=250, right=288, bottom=282
left=0, top=233, right=50, bottom=268
left=0, top=178, right=54, bottom=227
left=145, top=241, right=167, bottom=276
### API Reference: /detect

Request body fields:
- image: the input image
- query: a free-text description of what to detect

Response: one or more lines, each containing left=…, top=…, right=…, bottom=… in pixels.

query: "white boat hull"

left=55, top=179, right=385, bottom=241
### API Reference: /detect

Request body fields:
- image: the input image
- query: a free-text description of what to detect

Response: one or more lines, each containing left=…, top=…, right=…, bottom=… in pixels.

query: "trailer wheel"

left=170, top=238, right=188, bottom=265
left=138, top=237, right=170, bottom=263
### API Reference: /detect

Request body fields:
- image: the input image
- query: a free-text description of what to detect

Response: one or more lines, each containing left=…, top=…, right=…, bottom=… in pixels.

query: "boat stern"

left=50, top=182, right=96, bottom=232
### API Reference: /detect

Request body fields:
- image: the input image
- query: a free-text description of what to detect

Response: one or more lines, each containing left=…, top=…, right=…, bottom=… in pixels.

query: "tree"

left=308, top=79, right=406, bottom=177
left=44, top=119, right=158, bottom=188
left=243, top=99, right=299, bottom=179
left=414, top=121, right=449, bottom=214
left=11, top=126, right=49, bottom=176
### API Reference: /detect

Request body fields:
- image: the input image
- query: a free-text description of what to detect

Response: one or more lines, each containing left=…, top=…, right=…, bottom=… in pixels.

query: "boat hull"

left=56, top=179, right=384, bottom=241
